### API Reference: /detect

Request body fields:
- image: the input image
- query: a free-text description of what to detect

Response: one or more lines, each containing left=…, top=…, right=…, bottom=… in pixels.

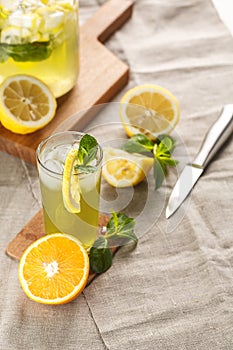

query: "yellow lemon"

left=0, top=74, right=57, bottom=134
left=102, top=147, right=154, bottom=188
left=62, top=148, right=81, bottom=213
left=120, top=84, right=180, bottom=139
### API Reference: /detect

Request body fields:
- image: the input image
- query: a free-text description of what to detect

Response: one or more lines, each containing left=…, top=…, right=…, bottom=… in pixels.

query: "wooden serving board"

left=0, top=0, right=133, bottom=164
left=6, top=210, right=116, bottom=285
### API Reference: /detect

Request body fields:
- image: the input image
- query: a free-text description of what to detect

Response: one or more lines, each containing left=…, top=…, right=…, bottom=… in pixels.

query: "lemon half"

left=0, top=74, right=57, bottom=134
left=120, top=84, right=180, bottom=139
left=102, top=147, right=154, bottom=188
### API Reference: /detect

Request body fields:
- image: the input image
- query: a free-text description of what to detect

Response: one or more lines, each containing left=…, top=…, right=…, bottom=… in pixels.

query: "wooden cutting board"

left=0, top=0, right=133, bottom=164
left=6, top=210, right=109, bottom=260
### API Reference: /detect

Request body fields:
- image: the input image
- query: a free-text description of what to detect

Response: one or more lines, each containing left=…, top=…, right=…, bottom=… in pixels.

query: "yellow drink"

left=0, top=1, right=79, bottom=97
left=36, top=132, right=103, bottom=248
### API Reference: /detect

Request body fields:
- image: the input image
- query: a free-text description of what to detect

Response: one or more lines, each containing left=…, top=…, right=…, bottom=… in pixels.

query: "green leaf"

left=157, top=158, right=168, bottom=174
left=78, top=145, right=98, bottom=167
left=74, top=165, right=97, bottom=173
left=78, top=134, right=98, bottom=165
left=89, top=236, right=113, bottom=274
left=156, top=135, right=177, bottom=156
left=0, top=42, right=52, bottom=62
left=0, top=46, right=8, bottom=63
left=111, top=211, right=119, bottom=231
left=122, top=134, right=154, bottom=154
left=152, top=134, right=178, bottom=189
left=106, top=212, right=138, bottom=244
left=153, top=157, right=165, bottom=190
left=158, top=157, right=178, bottom=167
left=89, top=211, right=138, bottom=275
left=83, top=146, right=98, bottom=166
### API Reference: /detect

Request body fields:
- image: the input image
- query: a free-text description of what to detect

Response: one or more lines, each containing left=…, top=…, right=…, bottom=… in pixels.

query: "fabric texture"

left=1, top=0, right=233, bottom=349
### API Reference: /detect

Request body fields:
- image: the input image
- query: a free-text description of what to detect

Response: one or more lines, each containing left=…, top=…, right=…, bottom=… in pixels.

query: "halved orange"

left=18, top=233, right=89, bottom=305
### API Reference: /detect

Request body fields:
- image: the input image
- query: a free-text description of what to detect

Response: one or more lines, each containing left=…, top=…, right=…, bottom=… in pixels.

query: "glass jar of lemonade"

left=0, top=0, right=79, bottom=98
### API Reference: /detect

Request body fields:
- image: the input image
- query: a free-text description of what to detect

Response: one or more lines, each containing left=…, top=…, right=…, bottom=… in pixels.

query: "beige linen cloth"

left=1, top=0, right=233, bottom=349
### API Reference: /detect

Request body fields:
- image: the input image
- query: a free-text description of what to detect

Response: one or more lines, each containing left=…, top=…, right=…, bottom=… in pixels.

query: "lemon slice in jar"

left=1, top=26, right=32, bottom=44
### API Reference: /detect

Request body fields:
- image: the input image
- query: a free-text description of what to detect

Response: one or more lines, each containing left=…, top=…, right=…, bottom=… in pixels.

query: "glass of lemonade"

left=0, top=0, right=79, bottom=98
left=36, top=131, right=103, bottom=248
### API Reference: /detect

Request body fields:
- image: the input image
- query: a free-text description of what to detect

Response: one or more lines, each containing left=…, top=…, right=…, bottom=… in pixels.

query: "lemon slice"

left=0, top=26, right=32, bottom=44
left=62, top=148, right=81, bottom=213
left=0, top=74, right=57, bottom=134
left=102, top=147, right=154, bottom=188
left=120, top=84, right=180, bottom=139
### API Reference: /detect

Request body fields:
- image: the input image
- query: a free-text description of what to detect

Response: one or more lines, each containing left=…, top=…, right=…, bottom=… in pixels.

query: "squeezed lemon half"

left=102, top=147, right=154, bottom=188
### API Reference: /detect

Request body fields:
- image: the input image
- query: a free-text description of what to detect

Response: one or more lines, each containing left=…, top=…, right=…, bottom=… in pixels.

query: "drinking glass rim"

left=36, top=130, right=103, bottom=176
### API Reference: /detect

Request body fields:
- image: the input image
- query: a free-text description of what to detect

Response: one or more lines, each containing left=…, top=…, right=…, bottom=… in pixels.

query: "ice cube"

left=37, top=7, right=64, bottom=33
left=44, top=159, right=64, bottom=174
left=7, top=11, right=41, bottom=30
left=1, top=1, right=21, bottom=12
left=43, top=143, right=71, bottom=166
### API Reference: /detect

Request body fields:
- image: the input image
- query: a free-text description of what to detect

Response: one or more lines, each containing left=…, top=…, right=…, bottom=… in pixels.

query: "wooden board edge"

left=82, top=0, right=134, bottom=42
left=54, top=61, right=129, bottom=133
left=0, top=64, right=129, bottom=164
left=5, top=211, right=111, bottom=261
left=6, top=209, right=45, bottom=260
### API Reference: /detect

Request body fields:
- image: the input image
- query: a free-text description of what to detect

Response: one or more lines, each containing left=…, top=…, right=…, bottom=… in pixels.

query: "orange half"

left=18, top=233, right=89, bottom=305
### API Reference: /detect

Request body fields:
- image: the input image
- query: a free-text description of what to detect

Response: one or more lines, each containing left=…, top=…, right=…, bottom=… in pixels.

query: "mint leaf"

left=83, top=146, right=98, bottom=166
left=156, top=135, right=177, bottom=156
left=74, top=165, right=97, bottom=173
left=78, top=134, right=98, bottom=165
left=89, top=236, right=112, bottom=274
left=122, top=134, right=154, bottom=154
left=89, top=211, right=138, bottom=274
left=153, top=135, right=178, bottom=189
left=0, top=46, right=8, bottom=63
left=106, top=212, right=138, bottom=245
left=153, top=158, right=165, bottom=190
left=76, top=134, right=98, bottom=173
left=0, top=42, right=52, bottom=62
left=121, top=133, right=178, bottom=190
left=158, top=157, right=178, bottom=167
